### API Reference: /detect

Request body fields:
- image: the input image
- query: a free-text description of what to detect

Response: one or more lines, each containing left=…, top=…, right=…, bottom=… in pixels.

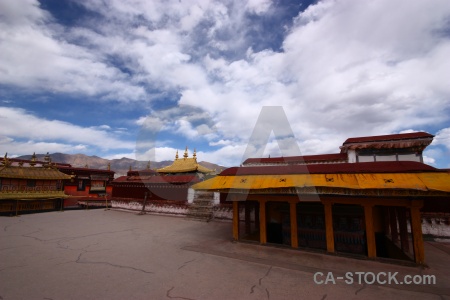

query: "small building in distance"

left=57, top=163, right=115, bottom=208
left=0, top=153, right=115, bottom=210
left=0, top=153, right=71, bottom=215
left=111, top=148, right=214, bottom=212
left=242, top=132, right=433, bottom=167
left=340, top=132, right=433, bottom=163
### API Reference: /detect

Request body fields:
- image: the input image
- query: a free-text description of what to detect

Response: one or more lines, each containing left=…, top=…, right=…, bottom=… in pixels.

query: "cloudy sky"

left=1, top=0, right=449, bottom=168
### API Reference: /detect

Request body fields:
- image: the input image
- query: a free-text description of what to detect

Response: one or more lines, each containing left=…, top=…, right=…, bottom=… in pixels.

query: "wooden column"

left=364, top=204, right=377, bottom=258
left=324, top=201, right=335, bottom=253
left=397, top=207, right=409, bottom=253
left=259, top=200, right=267, bottom=244
left=410, top=202, right=425, bottom=264
left=232, top=201, right=239, bottom=241
left=290, top=201, right=298, bottom=248
left=389, top=207, right=398, bottom=242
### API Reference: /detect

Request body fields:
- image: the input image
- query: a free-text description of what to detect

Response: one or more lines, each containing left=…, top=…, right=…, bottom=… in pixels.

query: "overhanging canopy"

left=192, top=172, right=450, bottom=193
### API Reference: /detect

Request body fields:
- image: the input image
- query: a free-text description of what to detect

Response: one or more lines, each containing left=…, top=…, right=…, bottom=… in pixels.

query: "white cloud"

left=0, top=138, right=87, bottom=157
left=246, top=0, right=272, bottom=15
left=433, top=127, right=450, bottom=149
left=0, top=0, right=145, bottom=101
left=0, top=107, right=134, bottom=153
left=1, top=0, right=450, bottom=168
left=423, top=156, right=436, bottom=165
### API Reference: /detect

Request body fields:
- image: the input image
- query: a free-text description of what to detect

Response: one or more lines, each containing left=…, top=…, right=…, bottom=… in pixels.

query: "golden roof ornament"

left=107, top=162, right=111, bottom=171
left=175, top=150, right=179, bottom=160
left=183, top=146, right=188, bottom=159
left=30, top=152, right=37, bottom=167
left=129, top=165, right=132, bottom=171
left=2, top=153, right=11, bottom=167
left=147, top=161, right=151, bottom=170
left=44, top=152, right=52, bottom=168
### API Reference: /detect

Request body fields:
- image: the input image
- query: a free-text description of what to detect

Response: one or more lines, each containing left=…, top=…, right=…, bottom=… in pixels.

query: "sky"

left=0, top=0, right=450, bottom=168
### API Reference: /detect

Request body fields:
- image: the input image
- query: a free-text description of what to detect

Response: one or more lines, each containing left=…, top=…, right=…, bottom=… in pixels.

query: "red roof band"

left=243, top=153, right=347, bottom=165
left=220, top=161, right=441, bottom=176
left=343, top=132, right=434, bottom=145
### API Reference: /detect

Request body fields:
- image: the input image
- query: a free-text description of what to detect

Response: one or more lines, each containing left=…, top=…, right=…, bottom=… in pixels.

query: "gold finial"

left=183, top=146, right=188, bottom=159
left=175, top=150, right=179, bottom=160
left=147, top=161, right=151, bottom=170
left=30, top=152, right=36, bottom=167
left=193, top=148, right=197, bottom=159
left=107, top=162, right=111, bottom=171
left=44, top=152, right=52, bottom=168
left=129, top=165, right=132, bottom=171
left=2, top=153, right=11, bottom=167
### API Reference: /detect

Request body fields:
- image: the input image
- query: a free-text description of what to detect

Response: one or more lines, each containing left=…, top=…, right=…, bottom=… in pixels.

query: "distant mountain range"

left=16, top=153, right=226, bottom=177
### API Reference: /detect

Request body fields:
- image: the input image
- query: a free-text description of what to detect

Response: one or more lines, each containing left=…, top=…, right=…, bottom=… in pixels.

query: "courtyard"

left=0, top=210, right=449, bottom=300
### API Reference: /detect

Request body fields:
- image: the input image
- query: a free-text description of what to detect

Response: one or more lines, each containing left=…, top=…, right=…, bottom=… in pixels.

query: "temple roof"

left=243, top=153, right=347, bottom=165
left=192, top=161, right=450, bottom=195
left=192, top=172, right=450, bottom=194
left=113, top=175, right=200, bottom=184
left=343, top=132, right=434, bottom=144
left=156, top=148, right=213, bottom=174
left=340, top=132, right=434, bottom=152
left=0, top=165, right=71, bottom=180
left=221, top=161, right=439, bottom=175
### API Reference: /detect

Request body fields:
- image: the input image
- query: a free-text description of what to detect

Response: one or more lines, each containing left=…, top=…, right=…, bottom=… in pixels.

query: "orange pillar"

left=290, top=201, right=298, bottom=248
left=259, top=200, right=267, bottom=244
left=324, top=201, right=335, bottom=253
left=410, top=202, right=425, bottom=264
left=364, top=204, right=376, bottom=258
left=232, top=201, right=239, bottom=241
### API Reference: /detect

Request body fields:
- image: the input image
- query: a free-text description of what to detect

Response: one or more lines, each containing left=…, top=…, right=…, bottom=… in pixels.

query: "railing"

left=0, top=186, right=66, bottom=200
left=1, top=185, right=61, bottom=193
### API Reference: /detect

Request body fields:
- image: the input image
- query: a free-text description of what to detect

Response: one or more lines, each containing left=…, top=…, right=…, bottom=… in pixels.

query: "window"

left=27, top=180, right=36, bottom=187
left=77, top=180, right=86, bottom=191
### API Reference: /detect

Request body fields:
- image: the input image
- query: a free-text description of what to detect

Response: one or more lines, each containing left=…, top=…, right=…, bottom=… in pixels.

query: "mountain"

left=16, top=153, right=226, bottom=177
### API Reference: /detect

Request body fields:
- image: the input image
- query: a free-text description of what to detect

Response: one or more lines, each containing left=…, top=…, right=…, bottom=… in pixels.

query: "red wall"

left=112, top=183, right=190, bottom=201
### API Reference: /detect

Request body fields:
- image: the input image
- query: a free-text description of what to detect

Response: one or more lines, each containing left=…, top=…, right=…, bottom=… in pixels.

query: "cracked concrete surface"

left=1, top=210, right=449, bottom=300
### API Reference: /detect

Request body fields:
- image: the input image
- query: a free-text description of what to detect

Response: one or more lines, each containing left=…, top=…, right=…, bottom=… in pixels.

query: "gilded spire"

left=183, top=146, right=188, bottom=159
left=147, top=161, right=151, bottom=170
left=2, top=153, right=11, bottom=167
left=44, top=152, right=52, bottom=168
left=30, top=152, right=36, bottom=167
left=175, top=150, right=179, bottom=160
left=107, top=162, right=111, bottom=171
left=129, top=165, right=132, bottom=171
left=193, top=148, right=197, bottom=159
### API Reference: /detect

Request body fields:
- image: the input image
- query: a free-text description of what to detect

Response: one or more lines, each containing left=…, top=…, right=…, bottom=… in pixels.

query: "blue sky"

left=0, top=0, right=449, bottom=168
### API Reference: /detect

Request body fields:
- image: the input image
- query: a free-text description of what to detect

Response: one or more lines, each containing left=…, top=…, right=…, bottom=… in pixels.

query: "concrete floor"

left=0, top=209, right=449, bottom=300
